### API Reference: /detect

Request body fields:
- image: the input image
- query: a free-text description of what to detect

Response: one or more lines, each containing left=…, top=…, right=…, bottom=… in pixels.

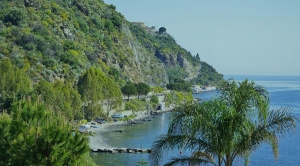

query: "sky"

left=103, top=0, right=300, bottom=76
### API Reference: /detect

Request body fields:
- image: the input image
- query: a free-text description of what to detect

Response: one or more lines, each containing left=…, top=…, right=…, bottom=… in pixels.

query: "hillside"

left=0, top=0, right=223, bottom=86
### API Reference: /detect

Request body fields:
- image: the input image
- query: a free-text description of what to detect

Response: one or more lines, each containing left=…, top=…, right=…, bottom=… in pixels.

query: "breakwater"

left=91, top=148, right=151, bottom=154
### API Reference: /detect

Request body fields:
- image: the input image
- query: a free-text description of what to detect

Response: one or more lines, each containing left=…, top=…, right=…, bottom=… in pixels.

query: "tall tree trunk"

left=106, top=100, right=111, bottom=122
left=225, top=154, right=232, bottom=166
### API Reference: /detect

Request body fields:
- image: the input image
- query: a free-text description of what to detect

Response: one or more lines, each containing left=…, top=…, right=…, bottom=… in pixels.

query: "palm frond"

left=150, top=134, right=214, bottom=166
left=150, top=134, right=188, bottom=166
left=266, top=107, right=297, bottom=134
left=234, top=107, right=297, bottom=160
left=151, top=79, right=298, bottom=166
left=164, top=154, right=216, bottom=166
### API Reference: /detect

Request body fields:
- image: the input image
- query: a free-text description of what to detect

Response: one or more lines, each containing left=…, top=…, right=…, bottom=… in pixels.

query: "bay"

left=91, top=75, right=300, bottom=166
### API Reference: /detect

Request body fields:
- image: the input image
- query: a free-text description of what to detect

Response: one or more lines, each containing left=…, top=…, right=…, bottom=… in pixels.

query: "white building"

left=191, top=85, right=202, bottom=94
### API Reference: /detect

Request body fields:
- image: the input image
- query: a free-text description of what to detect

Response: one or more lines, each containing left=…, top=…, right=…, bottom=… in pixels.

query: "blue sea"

left=91, top=75, right=300, bottom=166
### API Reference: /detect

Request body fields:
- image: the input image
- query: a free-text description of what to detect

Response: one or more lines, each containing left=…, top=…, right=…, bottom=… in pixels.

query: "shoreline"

left=88, top=111, right=154, bottom=149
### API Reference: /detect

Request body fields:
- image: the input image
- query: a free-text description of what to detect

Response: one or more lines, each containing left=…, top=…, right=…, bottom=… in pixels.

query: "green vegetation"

left=167, top=67, right=189, bottom=82
left=77, top=67, right=122, bottom=120
left=164, top=91, right=193, bottom=107
left=0, top=0, right=225, bottom=164
left=149, top=95, right=159, bottom=110
left=124, top=95, right=159, bottom=113
left=150, top=79, right=298, bottom=166
left=125, top=99, right=147, bottom=112
left=0, top=58, right=32, bottom=112
left=0, top=0, right=223, bottom=86
left=77, top=67, right=104, bottom=120
left=0, top=98, right=95, bottom=166
left=134, top=82, right=150, bottom=99
left=158, top=27, right=166, bottom=33
left=166, top=78, right=191, bottom=92
left=151, top=86, right=163, bottom=94
left=121, top=82, right=150, bottom=100
left=121, top=83, right=137, bottom=101
left=34, top=80, right=82, bottom=120
left=0, top=59, right=124, bottom=165
left=103, top=76, right=122, bottom=121
left=121, top=82, right=158, bottom=111
left=191, top=61, right=224, bottom=86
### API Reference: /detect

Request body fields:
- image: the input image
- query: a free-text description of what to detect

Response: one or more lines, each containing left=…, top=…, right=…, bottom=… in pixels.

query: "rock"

left=45, top=73, right=55, bottom=82
left=62, top=27, right=75, bottom=40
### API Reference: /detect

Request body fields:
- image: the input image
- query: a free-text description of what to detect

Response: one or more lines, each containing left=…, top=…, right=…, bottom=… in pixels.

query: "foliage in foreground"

left=0, top=98, right=96, bottom=166
left=150, top=79, right=298, bottom=166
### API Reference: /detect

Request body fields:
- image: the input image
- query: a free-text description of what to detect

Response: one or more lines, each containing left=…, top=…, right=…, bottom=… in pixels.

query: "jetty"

left=91, top=148, right=152, bottom=154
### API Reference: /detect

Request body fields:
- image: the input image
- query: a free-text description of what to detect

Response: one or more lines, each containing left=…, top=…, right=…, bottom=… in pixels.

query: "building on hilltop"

left=131, top=22, right=146, bottom=28
left=131, top=22, right=157, bottom=34
left=144, top=26, right=156, bottom=33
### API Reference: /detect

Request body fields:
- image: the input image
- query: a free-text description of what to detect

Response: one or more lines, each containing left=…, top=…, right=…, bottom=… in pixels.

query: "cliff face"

left=120, top=24, right=169, bottom=86
left=0, top=0, right=222, bottom=86
left=155, top=50, right=199, bottom=77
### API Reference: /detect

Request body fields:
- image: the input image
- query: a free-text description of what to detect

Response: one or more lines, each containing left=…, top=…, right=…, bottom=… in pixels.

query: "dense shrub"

left=36, top=35, right=49, bottom=53
left=61, top=52, right=78, bottom=65
left=125, top=99, right=146, bottom=111
left=4, top=9, right=25, bottom=26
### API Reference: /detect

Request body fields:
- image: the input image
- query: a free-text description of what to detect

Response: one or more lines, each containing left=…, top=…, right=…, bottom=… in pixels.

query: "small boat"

left=111, top=114, right=124, bottom=118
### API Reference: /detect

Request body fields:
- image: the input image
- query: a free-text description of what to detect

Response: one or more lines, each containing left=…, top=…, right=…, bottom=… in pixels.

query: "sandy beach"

left=88, top=111, right=152, bottom=149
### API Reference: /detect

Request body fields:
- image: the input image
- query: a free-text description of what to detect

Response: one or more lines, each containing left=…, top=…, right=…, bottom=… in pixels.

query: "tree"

left=77, top=67, right=105, bottom=120
left=164, top=91, right=193, bottom=107
left=151, top=86, right=163, bottom=95
left=159, top=27, right=166, bottom=33
left=166, top=81, right=191, bottom=92
left=33, top=80, right=82, bottom=120
left=150, top=79, right=298, bottom=166
left=0, top=58, right=32, bottom=112
left=4, top=9, right=25, bottom=26
left=33, top=80, right=59, bottom=110
left=0, top=98, right=96, bottom=166
left=125, top=100, right=138, bottom=111
left=196, top=53, right=200, bottom=61
left=125, top=98, right=146, bottom=112
left=108, top=67, right=120, bottom=81
left=134, top=82, right=150, bottom=99
left=150, top=95, right=159, bottom=110
left=102, top=77, right=122, bottom=121
left=121, top=84, right=137, bottom=101
left=61, top=81, right=83, bottom=119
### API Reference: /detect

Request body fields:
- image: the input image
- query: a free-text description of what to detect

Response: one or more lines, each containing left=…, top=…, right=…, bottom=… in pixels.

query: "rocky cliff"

left=0, top=0, right=222, bottom=86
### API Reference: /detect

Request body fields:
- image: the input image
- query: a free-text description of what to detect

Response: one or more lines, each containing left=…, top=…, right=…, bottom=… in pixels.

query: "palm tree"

left=150, top=79, right=298, bottom=166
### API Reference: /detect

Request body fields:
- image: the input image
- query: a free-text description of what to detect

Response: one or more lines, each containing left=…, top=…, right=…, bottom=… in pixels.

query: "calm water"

left=91, top=75, right=300, bottom=166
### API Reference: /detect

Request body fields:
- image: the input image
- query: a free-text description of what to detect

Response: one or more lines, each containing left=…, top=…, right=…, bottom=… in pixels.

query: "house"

left=131, top=22, right=157, bottom=34
left=191, top=85, right=202, bottom=93
left=131, top=22, right=146, bottom=28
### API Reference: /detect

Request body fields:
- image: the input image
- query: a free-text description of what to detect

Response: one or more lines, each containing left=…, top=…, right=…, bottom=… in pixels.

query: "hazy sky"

left=103, top=0, right=300, bottom=76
